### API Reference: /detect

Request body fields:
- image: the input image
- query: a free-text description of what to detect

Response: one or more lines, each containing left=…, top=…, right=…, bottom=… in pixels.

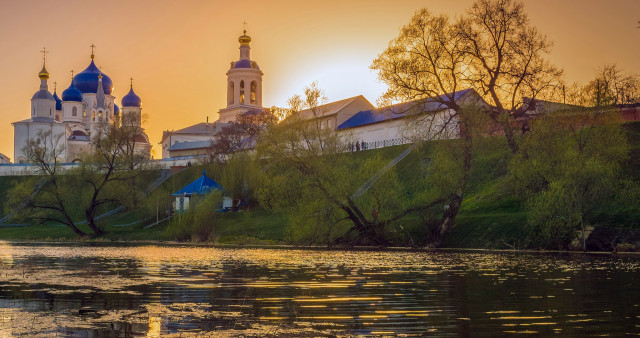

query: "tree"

left=78, top=119, right=148, bottom=236
left=220, top=152, right=264, bottom=209
left=509, top=111, right=632, bottom=250
left=7, top=116, right=149, bottom=237
left=457, top=0, right=562, bottom=153
left=5, top=130, right=87, bottom=236
left=257, top=83, right=448, bottom=246
left=205, top=109, right=277, bottom=164
left=371, top=8, right=485, bottom=245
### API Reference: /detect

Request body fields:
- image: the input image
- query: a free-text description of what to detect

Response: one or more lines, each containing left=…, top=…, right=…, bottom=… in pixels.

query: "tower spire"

left=38, top=47, right=50, bottom=80
left=130, top=77, right=134, bottom=88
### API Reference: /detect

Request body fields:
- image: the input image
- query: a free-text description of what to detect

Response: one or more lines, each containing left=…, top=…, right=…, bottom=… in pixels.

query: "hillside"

left=0, top=121, right=638, bottom=248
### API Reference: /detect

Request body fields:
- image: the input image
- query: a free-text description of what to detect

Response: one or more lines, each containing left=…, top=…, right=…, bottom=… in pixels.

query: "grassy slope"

left=1, top=121, right=638, bottom=246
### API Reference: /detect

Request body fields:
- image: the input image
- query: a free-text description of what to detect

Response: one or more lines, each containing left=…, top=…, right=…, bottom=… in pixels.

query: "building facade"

left=160, top=30, right=265, bottom=158
left=13, top=49, right=151, bottom=163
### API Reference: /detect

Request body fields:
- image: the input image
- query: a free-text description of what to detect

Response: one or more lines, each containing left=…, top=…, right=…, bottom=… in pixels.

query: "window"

left=250, top=81, right=256, bottom=104
left=92, top=112, right=95, bottom=121
left=98, top=111, right=103, bottom=121
left=228, top=82, right=235, bottom=105
left=55, top=115, right=59, bottom=121
left=49, top=109, right=52, bottom=116
left=72, top=106, right=77, bottom=117
left=32, top=108, right=35, bottom=116
left=328, top=119, right=333, bottom=129
left=240, top=80, right=245, bottom=103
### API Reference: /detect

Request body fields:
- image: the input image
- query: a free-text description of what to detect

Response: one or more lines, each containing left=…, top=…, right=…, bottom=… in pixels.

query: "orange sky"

left=0, top=0, right=638, bottom=160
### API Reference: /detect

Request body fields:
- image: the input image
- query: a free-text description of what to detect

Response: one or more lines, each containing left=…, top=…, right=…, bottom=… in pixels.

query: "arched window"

left=72, top=106, right=77, bottom=117
left=250, top=81, right=257, bottom=104
left=92, top=111, right=95, bottom=121
left=98, top=111, right=103, bottom=121
left=228, top=81, right=235, bottom=105
left=32, top=108, right=35, bottom=116
left=49, top=109, right=52, bottom=116
left=240, top=80, right=245, bottom=104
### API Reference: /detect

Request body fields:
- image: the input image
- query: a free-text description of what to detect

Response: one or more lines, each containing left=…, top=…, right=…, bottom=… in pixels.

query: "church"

left=12, top=48, right=151, bottom=163
left=160, top=29, right=475, bottom=159
left=160, top=30, right=265, bottom=159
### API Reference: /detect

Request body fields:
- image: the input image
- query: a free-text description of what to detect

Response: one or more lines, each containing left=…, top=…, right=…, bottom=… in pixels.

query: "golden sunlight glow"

left=0, top=0, right=639, bottom=160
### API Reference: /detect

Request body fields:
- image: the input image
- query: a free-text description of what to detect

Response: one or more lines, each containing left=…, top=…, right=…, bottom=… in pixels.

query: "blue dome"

left=234, top=59, right=252, bottom=68
left=73, top=59, right=113, bottom=94
left=62, top=80, right=83, bottom=102
left=121, top=87, right=141, bottom=107
left=53, top=91, right=62, bottom=110
left=32, top=89, right=54, bottom=100
left=114, top=104, right=120, bottom=116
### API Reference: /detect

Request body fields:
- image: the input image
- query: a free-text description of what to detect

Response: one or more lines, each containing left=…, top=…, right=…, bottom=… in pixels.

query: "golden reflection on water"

left=0, top=242, right=638, bottom=336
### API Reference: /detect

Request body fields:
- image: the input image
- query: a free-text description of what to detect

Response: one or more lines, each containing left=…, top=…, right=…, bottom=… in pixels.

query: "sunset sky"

left=0, top=0, right=638, bottom=160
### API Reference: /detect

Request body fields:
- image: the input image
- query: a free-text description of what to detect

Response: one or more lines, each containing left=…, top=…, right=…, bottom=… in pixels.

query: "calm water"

left=0, top=243, right=639, bottom=336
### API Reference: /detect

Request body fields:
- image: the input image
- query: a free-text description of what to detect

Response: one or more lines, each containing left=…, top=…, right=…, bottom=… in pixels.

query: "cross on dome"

left=40, top=47, right=48, bottom=65
left=90, top=44, right=96, bottom=59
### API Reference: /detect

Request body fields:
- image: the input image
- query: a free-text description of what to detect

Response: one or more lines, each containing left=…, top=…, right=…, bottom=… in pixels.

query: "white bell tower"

left=218, top=27, right=264, bottom=123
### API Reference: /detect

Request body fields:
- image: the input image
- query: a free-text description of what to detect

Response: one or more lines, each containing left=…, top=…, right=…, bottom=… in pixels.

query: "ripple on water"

left=0, top=243, right=639, bottom=336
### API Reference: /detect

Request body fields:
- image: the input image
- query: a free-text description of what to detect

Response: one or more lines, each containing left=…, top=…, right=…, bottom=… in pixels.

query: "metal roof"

left=337, top=89, right=474, bottom=130
left=172, top=170, right=222, bottom=196
left=168, top=140, right=212, bottom=151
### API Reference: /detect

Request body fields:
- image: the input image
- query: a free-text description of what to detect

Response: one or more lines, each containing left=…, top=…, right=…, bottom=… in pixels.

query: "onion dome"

left=238, top=30, right=251, bottom=45
left=53, top=91, right=62, bottom=110
left=73, top=59, right=113, bottom=94
left=234, top=59, right=252, bottom=68
left=114, top=104, right=120, bottom=116
left=122, top=87, right=141, bottom=108
left=62, top=79, right=83, bottom=102
left=38, top=65, right=50, bottom=79
left=32, top=89, right=54, bottom=100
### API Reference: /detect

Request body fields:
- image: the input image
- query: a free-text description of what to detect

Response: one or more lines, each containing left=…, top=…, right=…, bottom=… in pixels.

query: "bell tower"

left=218, top=27, right=263, bottom=123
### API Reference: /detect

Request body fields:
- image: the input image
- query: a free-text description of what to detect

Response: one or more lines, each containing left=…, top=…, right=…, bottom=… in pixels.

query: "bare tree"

left=457, top=0, right=562, bottom=153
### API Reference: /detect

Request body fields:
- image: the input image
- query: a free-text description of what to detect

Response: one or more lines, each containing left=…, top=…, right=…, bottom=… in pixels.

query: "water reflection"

left=0, top=242, right=639, bottom=336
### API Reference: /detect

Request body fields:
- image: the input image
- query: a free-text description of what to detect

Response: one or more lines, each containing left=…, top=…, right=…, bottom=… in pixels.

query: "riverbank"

left=1, top=121, right=638, bottom=249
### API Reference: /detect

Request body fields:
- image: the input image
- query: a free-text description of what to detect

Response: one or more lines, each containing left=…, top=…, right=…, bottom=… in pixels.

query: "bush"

left=166, top=191, right=222, bottom=242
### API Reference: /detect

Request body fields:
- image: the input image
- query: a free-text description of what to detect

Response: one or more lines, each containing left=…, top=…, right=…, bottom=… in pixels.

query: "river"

left=0, top=242, right=638, bottom=336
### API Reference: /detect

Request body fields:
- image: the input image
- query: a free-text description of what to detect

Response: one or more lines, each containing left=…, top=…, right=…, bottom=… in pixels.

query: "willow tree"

left=257, top=84, right=447, bottom=246
left=457, top=0, right=562, bottom=153
left=370, top=9, right=480, bottom=244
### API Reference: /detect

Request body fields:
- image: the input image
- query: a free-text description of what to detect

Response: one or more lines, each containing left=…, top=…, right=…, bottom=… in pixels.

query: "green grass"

left=1, top=121, right=639, bottom=247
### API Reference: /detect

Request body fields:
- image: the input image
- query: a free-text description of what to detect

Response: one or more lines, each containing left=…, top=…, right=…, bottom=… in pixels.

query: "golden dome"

left=238, top=30, right=251, bottom=45
left=38, top=65, right=50, bottom=80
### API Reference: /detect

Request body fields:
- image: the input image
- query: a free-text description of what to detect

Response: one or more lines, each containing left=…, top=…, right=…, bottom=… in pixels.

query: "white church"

left=160, top=30, right=478, bottom=159
left=160, top=30, right=264, bottom=158
left=12, top=48, right=151, bottom=164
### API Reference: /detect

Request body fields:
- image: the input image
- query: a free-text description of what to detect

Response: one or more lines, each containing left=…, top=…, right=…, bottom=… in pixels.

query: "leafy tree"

left=7, top=115, right=149, bottom=237
left=257, top=84, right=447, bottom=246
left=509, top=111, right=633, bottom=250
left=5, top=130, right=87, bottom=236
left=220, top=152, right=264, bottom=209
left=371, top=8, right=487, bottom=245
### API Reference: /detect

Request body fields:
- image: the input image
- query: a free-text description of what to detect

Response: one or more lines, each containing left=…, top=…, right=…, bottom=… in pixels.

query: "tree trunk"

left=503, top=119, right=519, bottom=154
left=85, top=209, right=105, bottom=236
left=429, top=123, right=473, bottom=247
